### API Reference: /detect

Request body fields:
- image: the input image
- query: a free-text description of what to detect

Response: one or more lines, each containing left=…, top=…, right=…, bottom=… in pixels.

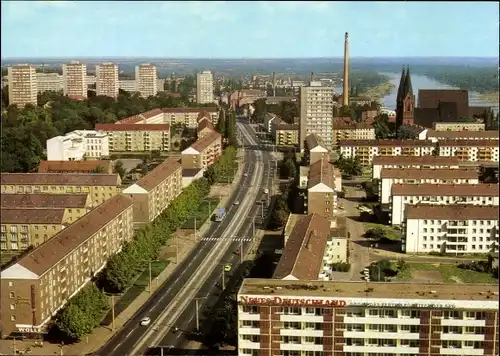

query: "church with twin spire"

left=395, top=66, right=415, bottom=129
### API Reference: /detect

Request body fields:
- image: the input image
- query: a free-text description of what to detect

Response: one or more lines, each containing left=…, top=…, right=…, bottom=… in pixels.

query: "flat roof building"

left=135, top=63, right=157, bottom=98
left=7, top=64, right=38, bottom=107
left=62, top=61, right=87, bottom=98
left=96, top=62, right=119, bottom=98
left=371, top=155, right=462, bottom=180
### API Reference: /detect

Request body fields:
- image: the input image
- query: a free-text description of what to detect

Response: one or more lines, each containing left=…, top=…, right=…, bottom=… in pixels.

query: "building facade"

left=237, top=278, right=499, bottom=356
left=46, top=130, right=110, bottom=161
left=339, top=140, right=435, bottom=166
left=7, top=64, right=38, bottom=107
left=299, top=83, right=335, bottom=150
left=304, top=158, right=337, bottom=224
left=433, top=122, right=486, bottom=131
left=197, top=118, right=214, bottom=139
left=162, top=107, right=219, bottom=128
left=271, top=117, right=299, bottom=146
left=425, top=130, right=498, bottom=142
left=0, top=195, right=134, bottom=338
left=35, top=72, right=63, bottom=93
left=135, top=63, right=157, bottom=98
left=96, top=62, right=119, bottom=98
left=0, top=173, right=121, bottom=208
left=404, top=204, right=499, bottom=254
left=304, top=134, right=330, bottom=166
left=390, top=183, right=500, bottom=226
left=438, top=140, right=499, bottom=163
left=62, top=61, right=87, bottom=98
left=95, top=124, right=171, bottom=152
left=332, top=123, right=376, bottom=147
left=0, top=194, right=92, bottom=219
left=372, top=156, right=462, bottom=180
left=196, top=70, right=214, bottom=104
left=379, top=168, right=479, bottom=205
left=122, top=158, right=182, bottom=226
left=181, top=131, right=222, bottom=169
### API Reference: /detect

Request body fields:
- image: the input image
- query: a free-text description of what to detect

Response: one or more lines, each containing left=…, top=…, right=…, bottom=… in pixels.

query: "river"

left=335, top=72, right=499, bottom=113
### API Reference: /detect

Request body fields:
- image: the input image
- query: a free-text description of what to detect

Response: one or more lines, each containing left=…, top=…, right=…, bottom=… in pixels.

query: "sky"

left=1, top=1, right=499, bottom=58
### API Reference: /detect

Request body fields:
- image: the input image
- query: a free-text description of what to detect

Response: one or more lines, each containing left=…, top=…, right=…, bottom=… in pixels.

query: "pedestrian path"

left=201, top=236, right=253, bottom=242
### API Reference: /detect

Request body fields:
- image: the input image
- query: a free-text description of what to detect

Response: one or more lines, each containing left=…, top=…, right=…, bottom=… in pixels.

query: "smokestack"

left=310, top=72, right=314, bottom=83
left=342, top=32, right=349, bottom=107
left=272, top=72, right=276, bottom=97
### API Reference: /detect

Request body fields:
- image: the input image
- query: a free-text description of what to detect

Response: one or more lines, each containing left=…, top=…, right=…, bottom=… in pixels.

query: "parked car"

left=140, top=317, right=151, bottom=326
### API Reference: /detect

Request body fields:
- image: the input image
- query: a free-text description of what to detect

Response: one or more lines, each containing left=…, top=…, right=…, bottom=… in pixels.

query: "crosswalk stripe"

left=201, top=237, right=252, bottom=242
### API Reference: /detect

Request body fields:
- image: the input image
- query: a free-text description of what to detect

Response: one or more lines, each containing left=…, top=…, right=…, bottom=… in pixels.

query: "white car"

left=140, top=317, right=151, bottom=326
left=263, top=188, right=269, bottom=194
left=234, top=201, right=240, bottom=205
left=244, top=173, right=248, bottom=177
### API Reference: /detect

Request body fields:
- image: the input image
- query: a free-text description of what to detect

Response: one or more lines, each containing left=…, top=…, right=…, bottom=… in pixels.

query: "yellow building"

left=1, top=208, right=71, bottom=253
left=270, top=116, right=299, bottom=146
left=0, top=173, right=121, bottom=207
left=332, top=123, right=376, bottom=146
left=123, top=158, right=183, bottom=226
left=95, top=124, right=171, bottom=152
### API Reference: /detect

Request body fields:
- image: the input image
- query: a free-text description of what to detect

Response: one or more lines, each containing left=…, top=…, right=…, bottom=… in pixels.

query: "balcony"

left=344, top=346, right=419, bottom=354
left=439, top=347, right=484, bottom=355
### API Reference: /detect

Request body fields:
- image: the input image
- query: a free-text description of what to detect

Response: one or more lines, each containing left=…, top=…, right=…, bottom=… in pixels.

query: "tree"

left=373, top=114, right=394, bottom=139
left=279, top=158, right=296, bottom=179
left=92, top=165, right=105, bottom=173
left=251, top=98, right=267, bottom=123
left=335, top=156, right=362, bottom=177
left=113, top=160, right=126, bottom=179
left=364, top=227, right=385, bottom=240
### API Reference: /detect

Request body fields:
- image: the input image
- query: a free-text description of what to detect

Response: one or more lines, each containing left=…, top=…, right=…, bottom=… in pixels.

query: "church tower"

left=396, top=66, right=415, bottom=129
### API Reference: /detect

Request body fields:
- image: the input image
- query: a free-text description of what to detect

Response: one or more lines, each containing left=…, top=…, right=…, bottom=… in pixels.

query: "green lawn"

left=394, top=262, right=498, bottom=284
left=182, top=198, right=219, bottom=229
left=364, top=222, right=401, bottom=241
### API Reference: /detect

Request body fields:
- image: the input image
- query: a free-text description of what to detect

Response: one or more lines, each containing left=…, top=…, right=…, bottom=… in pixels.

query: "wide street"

left=95, top=121, right=270, bottom=356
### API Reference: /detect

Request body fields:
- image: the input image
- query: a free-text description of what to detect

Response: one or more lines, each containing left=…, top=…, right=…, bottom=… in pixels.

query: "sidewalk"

left=0, top=155, right=246, bottom=356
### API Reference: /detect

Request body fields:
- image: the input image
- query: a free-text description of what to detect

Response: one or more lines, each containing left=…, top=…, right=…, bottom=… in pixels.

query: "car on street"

left=234, top=200, right=240, bottom=205
left=140, top=317, right=151, bottom=326
left=224, top=264, right=232, bottom=272
left=244, top=173, right=248, bottom=177
left=263, top=188, right=269, bottom=194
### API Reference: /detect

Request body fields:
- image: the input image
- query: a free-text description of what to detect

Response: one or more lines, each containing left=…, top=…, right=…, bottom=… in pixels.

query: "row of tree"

left=0, top=88, right=216, bottom=173
left=204, top=146, right=238, bottom=184
left=215, top=108, right=238, bottom=147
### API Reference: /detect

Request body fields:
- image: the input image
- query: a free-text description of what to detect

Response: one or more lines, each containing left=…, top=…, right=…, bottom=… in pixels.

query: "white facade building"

left=238, top=279, right=499, bottom=356
left=379, top=168, right=479, bottom=205
left=371, top=156, right=462, bottom=180
left=390, top=183, right=500, bottom=226
left=438, top=140, right=499, bottom=163
left=404, top=204, right=499, bottom=254
left=46, top=130, right=109, bottom=161
left=196, top=70, right=214, bottom=104
left=36, top=72, right=63, bottom=93
left=7, top=64, right=38, bottom=107
left=118, top=79, right=137, bottom=93
left=96, top=62, right=119, bottom=98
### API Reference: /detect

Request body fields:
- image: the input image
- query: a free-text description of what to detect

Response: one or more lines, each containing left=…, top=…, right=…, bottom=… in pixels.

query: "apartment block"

left=122, top=158, right=182, bottom=226
left=7, top=64, right=38, bottom=107
left=237, top=278, right=499, bottom=356
left=118, top=79, right=136, bottom=92
left=0, top=173, right=121, bottom=208
left=426, top=129, right=498, bottom=142
left=271, top=117, right=299, bottom=146
left=95, top=124, right=171, bottom=153
left=181, top=131, right=222, bottom=170
left=397, top=124, right=428, bottom=139
left=197, top=118, right=214, bottom=139
left=338, top=139, right=436, bottom=166
left=433, top=122, right=486, bottom=131
left=332, top=122, right=376, bottom=147
left=438, top=140, right=499, bottom=163
left=196, top=70, right=214, bottom=104
left=1, top=208, right=70, bottom=253
left=372, top=155, right=462, bottom=180
left=390, top=183, right=499, bottom=226
left=96, top=62, right=119, bottom=98
left=404, top=205, right=499, bottom=254
left=0, top=195, right=134, bottom=337
left=135, top=63, right=157, bottom=98
left=38, top=160, right=113, bottom=174
left=62, top=61, right=87, bottom=98
left=46, top=130, right=109, bottom=161
left=379, top=168, right=479, bottom=205
left=36, top=72, right=63, bottom=93
left=1, top=194, right=92, bottom=219
left=299, top=82, right=335, bottom=150
left=116, top=107, right=219, bottom=129
left=304, top=133, right=329, bottom=166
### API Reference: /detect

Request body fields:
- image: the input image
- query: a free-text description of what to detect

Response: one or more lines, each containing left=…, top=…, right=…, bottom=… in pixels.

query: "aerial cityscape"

left=0, top=1, right=499, bottom=356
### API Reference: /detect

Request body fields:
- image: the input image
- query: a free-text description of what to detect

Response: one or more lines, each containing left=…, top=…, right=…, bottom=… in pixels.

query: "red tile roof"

left=38, top=160, right=112, bottom=173
left=339, top=139, right=435, bottom=147
left=392, top=183, right=499, bottom=197
left=406, top=204, right=499, bottom=220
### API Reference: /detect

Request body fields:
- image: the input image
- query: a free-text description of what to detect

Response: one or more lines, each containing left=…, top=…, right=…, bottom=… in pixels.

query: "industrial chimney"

left=272, top=72, right=276, bottom=97
left=310, top=72, right=315, bottom=83
left=342, top=32, right=349, bottom=107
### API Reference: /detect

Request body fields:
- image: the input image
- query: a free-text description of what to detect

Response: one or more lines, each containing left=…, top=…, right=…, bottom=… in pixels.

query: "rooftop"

left=438, top=139, right=499, bottom=147
left=239, top=278, right=499, bottom=301
left=1, top=194, right=90, bottom=209
left=380, top=167, right=478, bottom=180
left=189, top=131, right=221, bottom=153
left=1, top=173, right=120, bottom=186
left=38, top=160, right=112, bottom=173
left=308, top=157, right=334, bottom=190
left=95, top=123, right=170, bottom=131
left=406, top=204, right=500, bottom=221
left=273, top=214, right=330, bottom=280
left=1, top=195, right=133, bottom=278
left=305, top=133, right=327, bottom=151
left=392, top=183, right=499, bottom=197
left=1, top=208, right=66, bottom=224
left=133, top=157, right=182, bottom=191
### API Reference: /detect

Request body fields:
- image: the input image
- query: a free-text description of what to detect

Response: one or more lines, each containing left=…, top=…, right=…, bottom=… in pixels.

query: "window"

left=10, top=304, right=15, bottom=310
left=10, top=315, right=16, bottom=321
left=9, top=291, right=15, bottom=299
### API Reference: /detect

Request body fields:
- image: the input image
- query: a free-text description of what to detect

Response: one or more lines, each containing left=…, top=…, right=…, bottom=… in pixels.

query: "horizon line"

left=1, top=56, right=498, bottom=61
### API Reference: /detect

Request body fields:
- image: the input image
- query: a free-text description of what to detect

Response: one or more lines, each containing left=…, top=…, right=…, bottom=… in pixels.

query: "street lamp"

left=194, top=297, right=208, bottom=332
left=103, top=292, right=123, bottom=332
